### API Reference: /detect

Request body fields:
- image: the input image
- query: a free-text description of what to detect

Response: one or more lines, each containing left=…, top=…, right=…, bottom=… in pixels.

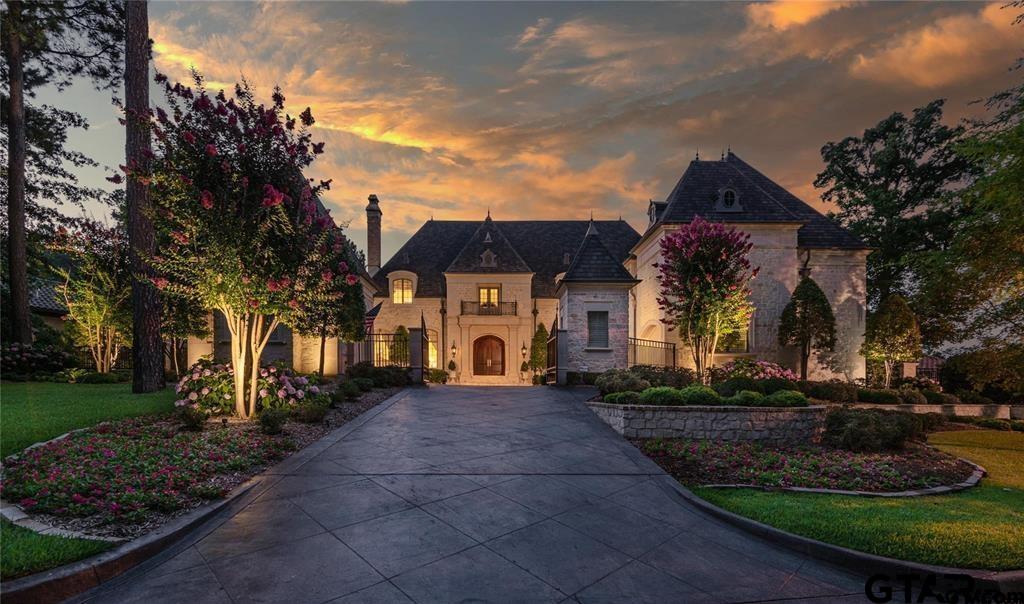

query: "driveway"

left=81, top=386, right=868, bottom=603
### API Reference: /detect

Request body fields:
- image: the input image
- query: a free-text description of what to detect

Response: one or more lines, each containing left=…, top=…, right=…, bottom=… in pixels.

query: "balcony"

left=461, top=301, right=517, bottom=316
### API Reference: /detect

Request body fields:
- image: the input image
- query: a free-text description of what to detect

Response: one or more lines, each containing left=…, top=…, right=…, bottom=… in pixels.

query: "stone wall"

left=587, top=401, right=827, bottom=444
left=854, top=403, right=1020, bottom=420
left=559, top=284, right=631, bottom=374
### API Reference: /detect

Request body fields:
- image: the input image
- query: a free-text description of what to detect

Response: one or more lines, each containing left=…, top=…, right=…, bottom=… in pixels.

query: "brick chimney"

left=366, top=194, right=382, bottom=276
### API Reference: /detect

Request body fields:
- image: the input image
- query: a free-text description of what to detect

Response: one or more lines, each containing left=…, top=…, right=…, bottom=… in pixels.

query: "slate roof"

left=374, top=219, right=641, bottom=298
left=562, top=222, right=639, bottom=284
left=656, top=152, right=867, bottom=249
left=29, top=279, right=67, bottom=315
left=446, top=216, right=532, bottom=274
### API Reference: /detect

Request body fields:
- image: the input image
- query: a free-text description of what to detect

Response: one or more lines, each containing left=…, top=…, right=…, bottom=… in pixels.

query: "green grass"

left=1, top=520, right=113, bottom=581
left=0, top=382, right=176, bottom=457
left=694, top=430, right=1024, bottom=570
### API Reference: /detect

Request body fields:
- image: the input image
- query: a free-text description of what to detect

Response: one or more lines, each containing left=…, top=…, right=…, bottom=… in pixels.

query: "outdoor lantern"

left=451, top=341, right=457, bottom=358
left=521, top=342, right=528, bottom=358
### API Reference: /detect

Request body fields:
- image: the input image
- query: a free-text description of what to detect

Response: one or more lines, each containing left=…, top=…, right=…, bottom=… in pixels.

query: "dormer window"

left=392, top=278, right=413, bottom=304
left=715, top=187, right=742, bottom=212
left=480, top=249, right=497, bottom=268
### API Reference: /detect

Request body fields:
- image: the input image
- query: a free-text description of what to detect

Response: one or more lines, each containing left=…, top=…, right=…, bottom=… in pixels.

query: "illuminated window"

left=392, top=279, right=413, bottom=304
left=719, top=313, right=752, bottom=353
left=427, top=329, right=438, bottom=368
left=479, top=286, right=499, bottom=306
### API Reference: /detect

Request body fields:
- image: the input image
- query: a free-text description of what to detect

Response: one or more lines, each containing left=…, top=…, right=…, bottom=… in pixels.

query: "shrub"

left=678, top=384, right=721, bottom=406
left=603, top=391, right=641, bottom=405
left=596, top=369, right=651, bottom=395
left=895, top=376, right=941, bottom=392
left=717, top=358, right=799, bottom=381
left=727, top=390, right=765, bottom=406
left=178, top=405, right=207, bottom=431
left=628, top=365, right=695, bottom=388
left=760, top=377, right=800, bottom=395
left=333, top=381, right=362, bottom=402
left=976, top=418, right=1011, bottom=431
left=799, top=380, right=858, bottom=403
left=78, top=371, right=124, bottom=384
left=824, top=409, right=920, bottom=452
left=0, top=342, right=77, bottom=375
left=897, top=388, right=928, bottom=405
left=346, top=361, right=376, bottom=380
left=714, top=377, right=763, bottom=397
left=532, top=374, right=546, bottom=385
left=427, top=368, right=448, bottom=384
left=923, top=390, right=960, bottom=405
left=763, top=390, right=809, bottom=407
left=1012, top=421, right=1024, bottom=432
left=293, top=399, right=330, bottom=424
left=566, top=371, right=600, bottom=386
left=259, top=407, right=289, bottom=435
left=639, top=386, right=687, bottom=406
left=955, top=390, right=994, bottom=404
left=917, top=412, right=947, bottom=432
left=353, top=378, right=374, bottom=392
left=371, top=365, right=409, bottom=388
left=857, top=388, right=901, bottom=404
left=174, top=360, right=323, bottom=417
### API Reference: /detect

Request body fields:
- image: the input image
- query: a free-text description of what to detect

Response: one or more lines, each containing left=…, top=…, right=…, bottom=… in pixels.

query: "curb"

left=656, top=476, right=1024, bottom=593
left=0, top=388, right=412, bottom=604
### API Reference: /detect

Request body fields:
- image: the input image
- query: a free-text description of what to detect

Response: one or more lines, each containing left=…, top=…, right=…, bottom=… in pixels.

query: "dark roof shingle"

left=562, top=222, right=639, bottom=284
left=446, top=216, right=532, bottom=273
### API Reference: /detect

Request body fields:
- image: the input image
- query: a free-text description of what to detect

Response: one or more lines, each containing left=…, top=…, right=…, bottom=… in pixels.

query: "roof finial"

left=695, top=147, right=700, bottom=161
left=727, top=144, right=731, bottom=158
left=486, top=207, right=491, bottom=220
left=721, top=148, right=725, bottom=161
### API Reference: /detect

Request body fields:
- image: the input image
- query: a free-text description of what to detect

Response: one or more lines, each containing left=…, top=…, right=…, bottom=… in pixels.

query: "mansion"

left=365, top=152, right=869, bottom=385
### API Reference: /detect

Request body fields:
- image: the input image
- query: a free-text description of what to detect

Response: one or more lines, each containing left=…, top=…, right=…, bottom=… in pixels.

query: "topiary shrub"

left=824, top=408, right=920, bottom=451
left=727, top=390, right=765, bottom=406
left=713, top=376, right=763, bottom=398
left=763, top=390, right=810, bottom=407
left=857, top=388, right=901, bottom=404
left=759, top=377, right=800, bottom=395
left=259, top=407, right=289, bottom=435
left=799, top=380, right=858, bottom=403
left=603, top=391, right=641, bottom=405
left=628, top=365, right=695, bottom=388
left=678, top=384, right=721, bottom=406
left=639, top=386, right=686, bottom=406
left=897, top=388, right=928, bottom=405
left=596, top=369, right=651, bottom=395
left=923, top=390, right=960, bottom=405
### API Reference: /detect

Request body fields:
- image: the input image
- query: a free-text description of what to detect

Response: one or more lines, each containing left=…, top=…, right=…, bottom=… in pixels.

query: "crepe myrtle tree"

left=293, top=228, right=366, bottom=376
left=778, top=275, right=837, bottom=380
left=144, top=71, right=361, bottom=419
left=656, top=217, right=758, bottom=384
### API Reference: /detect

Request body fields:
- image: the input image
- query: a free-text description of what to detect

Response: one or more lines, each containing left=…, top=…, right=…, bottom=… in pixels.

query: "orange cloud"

left=849, top=2, right=1019, bottom=88
left=747, top=1, right=856, bottom=31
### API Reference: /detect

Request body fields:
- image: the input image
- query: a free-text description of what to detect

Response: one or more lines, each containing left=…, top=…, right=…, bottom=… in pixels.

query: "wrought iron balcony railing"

left=461, top=301, right=517, bottom=316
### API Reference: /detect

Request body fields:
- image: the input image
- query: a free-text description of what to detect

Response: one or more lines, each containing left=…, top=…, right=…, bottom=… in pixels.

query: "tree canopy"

left=861, top=294, right=922, bottom=388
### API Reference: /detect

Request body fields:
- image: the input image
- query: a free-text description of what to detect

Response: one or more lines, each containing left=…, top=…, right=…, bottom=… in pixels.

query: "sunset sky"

left=44, top=1, right=1022, bottom=262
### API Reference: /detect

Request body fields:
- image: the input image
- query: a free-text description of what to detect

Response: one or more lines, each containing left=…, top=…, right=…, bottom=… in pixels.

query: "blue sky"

left=39, top=1, right=1022, bottom=262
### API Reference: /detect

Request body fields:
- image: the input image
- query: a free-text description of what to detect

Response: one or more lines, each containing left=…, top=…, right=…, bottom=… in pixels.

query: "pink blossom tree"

left=656, top=217, right=759, bottom=384
left=144, top=71, right=361, bottom=419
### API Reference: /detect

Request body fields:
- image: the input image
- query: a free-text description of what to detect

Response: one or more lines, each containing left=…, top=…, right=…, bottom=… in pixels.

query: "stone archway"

left=473, top=335, right=505, bottom=376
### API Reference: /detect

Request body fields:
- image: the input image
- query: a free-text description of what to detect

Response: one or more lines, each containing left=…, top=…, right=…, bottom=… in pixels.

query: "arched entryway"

left=473, top=336, right=505, bottom=376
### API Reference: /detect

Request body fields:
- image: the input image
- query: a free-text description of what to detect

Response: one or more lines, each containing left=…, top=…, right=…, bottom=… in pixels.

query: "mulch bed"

left=635, top=438, right=976, bottom=493
left=1, top=387, right=401, bottom=540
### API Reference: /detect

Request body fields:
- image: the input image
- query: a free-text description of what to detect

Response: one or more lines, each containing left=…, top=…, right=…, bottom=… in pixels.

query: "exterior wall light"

left=521, top=342, right=528, bottom=358
left=451, top=342, right=457, bottom=358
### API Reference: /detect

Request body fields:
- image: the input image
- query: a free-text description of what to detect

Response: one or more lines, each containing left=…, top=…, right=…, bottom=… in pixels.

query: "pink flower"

left=248, top=299, right=259, bottom=309
left=338, top=261, right=349, bottom=273
left=277, top=388, right=287, bottom=398
left=288, top=299, right=299, bottom=309
left=267, top=279, right=281, bottom=292
left=182, top=131, right=196, bottom=144
left=346, top=274, right=358, bottom=285
left=170, top=231, right=189, bottom=244
left=205, top=144, right=218, bottom=156
left=321, top=270, right=334, bottom=283
left=278, top=276, right=292, bottom=288
left=295, top=390, right=305, bottom=399
left=259, top=389, right=269, bottom=398
left=200, top=190, right=214, bottom=209
left=262, top=184, right=285, bottom=207
left=150, top=277, right=169, bottom=289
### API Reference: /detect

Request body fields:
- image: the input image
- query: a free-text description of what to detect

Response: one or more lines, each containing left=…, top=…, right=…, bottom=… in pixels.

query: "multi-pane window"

left=392, top=279, right=413, bottom=304
left=719, top=314, right=752, bottom=353
left=427, top=329, right=438, bottom=369
left=587, top=311, right=609, bottom=348
left=479, top=286, right=499, bottom=306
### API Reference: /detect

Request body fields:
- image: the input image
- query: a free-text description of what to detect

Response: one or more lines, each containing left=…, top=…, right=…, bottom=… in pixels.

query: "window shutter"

left=587, top=311, right=609, bottom=348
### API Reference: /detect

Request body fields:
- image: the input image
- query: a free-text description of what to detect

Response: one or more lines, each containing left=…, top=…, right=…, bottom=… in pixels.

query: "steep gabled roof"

left=657, top=152, right=867, bottom=249
left=561, top=221, right=639, bottom=284
left=29, top=279, right=67, bottom=315
left=373, top=219, right=641, bottom=298
left=445, top=215, right=532, bottom=274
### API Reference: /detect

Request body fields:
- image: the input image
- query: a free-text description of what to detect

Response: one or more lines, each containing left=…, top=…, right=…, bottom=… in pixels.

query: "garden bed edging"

left=586, top=401, right=826, bottom=444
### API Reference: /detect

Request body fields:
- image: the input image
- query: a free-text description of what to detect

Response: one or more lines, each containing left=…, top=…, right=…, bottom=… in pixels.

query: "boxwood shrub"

left=639, top=386, right=687, bottom=406
left=603, top=391, right=641, bottom=405
left=678, top=384, right=721, bottom=406
left=763, top=390, right=809, bottom=407
left=923, top=390, right=960, bottom=405
left=799, top=380, right=858, bottom=403
left=595, top=369, right=652, bottom=395
left=857, top=388, right=901, bottom=404
left=352, top=377, right=375, bottom=392
left=760, top=377, right=800, bottom=395
left=713, top=377, right=762, bottom=398
left=726, top=390, right=765, bottom=406
left=897, top=388, right=928, bottom=405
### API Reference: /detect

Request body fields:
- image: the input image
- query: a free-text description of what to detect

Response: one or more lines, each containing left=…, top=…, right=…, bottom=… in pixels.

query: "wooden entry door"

left=473, top=336, right=504, bottom=376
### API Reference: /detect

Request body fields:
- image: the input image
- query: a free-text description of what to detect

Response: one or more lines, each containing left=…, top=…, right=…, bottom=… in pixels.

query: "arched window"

left=723, top=189, right=736, bottom=208
left=392, top=279, right=413, bottom=304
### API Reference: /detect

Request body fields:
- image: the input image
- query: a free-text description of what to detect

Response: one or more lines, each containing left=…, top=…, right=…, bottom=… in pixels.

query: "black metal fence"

left=627, top=337, right=676, bottom=368
left=546, top=319, right=559, bottom=382
left=461, top=301, right=517, bottom=316
left=358, top=333, right=412, bottom=368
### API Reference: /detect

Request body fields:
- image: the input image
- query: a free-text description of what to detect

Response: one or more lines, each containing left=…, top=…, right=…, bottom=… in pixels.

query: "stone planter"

left=586, top=401, right=827, bottom=445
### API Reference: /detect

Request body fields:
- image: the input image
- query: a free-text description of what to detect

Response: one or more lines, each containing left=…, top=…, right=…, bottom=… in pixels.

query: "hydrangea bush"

left=174, top=359, right=325, bottom=420
left=718, top=358, right=799, bottom=381
left=0, top=343, right=76, bottom=375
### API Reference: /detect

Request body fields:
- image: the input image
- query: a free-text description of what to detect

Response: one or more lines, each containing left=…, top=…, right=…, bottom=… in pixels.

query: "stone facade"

left=587, top=401, right=827, bottom=445
left=558, top=284, right=631, bottom=374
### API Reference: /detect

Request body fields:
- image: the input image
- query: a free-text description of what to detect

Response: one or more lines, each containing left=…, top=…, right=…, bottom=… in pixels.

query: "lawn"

left=0, top=382, right=176, bottom=457
left=0, top=521, right=112, bottom=580
left=694, top=430, right=1024, bottom=570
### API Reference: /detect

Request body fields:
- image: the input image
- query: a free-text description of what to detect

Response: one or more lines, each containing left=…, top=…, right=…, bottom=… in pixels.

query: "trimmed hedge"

left=638, top=386, right=687, bottom=406
left=727, top=390, right=765, bottom=406
left=714, top=377, right=762, bottom=398
left=760, top=377, right=800, bottom=395
left=798, top=380, right=857, bottom=403
left=678, top=384, right=721, bottom=406
left=763, top=390, right=809, bottom=407
left=897, top=388, right=928, bottom=405
left=603, top=391, right=641, bottom=405
left=923, top=390, right=961, bottom=405
left=857, top=388, right=901, bottom=404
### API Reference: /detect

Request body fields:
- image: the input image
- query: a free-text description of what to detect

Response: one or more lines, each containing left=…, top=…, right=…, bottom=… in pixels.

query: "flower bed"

left=638, top=438, right=975, bottom=492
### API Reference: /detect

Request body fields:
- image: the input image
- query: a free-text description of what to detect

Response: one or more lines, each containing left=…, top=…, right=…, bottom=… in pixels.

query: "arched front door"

left=473, top=336, right=504, bottom=376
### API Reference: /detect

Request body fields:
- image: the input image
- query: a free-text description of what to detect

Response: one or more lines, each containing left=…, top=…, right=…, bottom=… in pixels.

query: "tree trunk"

left=800, top=341, right=809, bottom=380
left=126, top=0, right=163, bottom=393
left=318, top=324, right=327, bottom=377
left=4, top=1, right=32, bottom=344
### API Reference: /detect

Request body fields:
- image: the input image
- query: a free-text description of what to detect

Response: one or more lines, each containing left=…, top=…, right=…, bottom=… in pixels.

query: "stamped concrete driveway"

left=81, top=386, right=869, bottom=604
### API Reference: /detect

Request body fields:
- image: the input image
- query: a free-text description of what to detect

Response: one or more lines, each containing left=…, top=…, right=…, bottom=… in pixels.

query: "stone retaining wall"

left=853, top=403, right=1020, bottom=420
left=586, top=402, right=826, bottom=444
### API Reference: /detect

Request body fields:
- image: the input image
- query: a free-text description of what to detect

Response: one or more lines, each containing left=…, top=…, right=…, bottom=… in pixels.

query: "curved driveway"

left=82, top=386, right=868, bottom=603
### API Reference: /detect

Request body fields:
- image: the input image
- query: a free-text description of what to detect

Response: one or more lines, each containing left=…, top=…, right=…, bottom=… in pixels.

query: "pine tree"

left=778, top=276, right=837, bottom=380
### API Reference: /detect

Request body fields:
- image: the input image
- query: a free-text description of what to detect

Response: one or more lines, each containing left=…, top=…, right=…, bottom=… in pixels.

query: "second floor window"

left=479, top=286, right=499, bottom=306
left=393, top=279, right=413, bottom=304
